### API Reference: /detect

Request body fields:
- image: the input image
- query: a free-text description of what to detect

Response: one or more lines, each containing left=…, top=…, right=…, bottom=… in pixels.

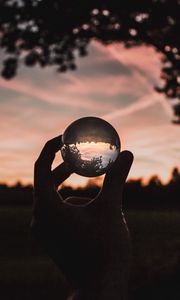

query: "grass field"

left=1, top=206, right=180, bottom=299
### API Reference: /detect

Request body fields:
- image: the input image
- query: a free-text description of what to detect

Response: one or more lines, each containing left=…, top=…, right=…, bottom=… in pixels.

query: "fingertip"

left=101, top=150, right=134, bottom=195
left=120, top=150, right=134, bottom=165
left=44, top=135, right=63, bottom=152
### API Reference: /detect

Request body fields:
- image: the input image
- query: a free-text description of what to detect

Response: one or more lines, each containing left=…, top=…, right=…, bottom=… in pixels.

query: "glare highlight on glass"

left=61, top=117, right=120, bottom=177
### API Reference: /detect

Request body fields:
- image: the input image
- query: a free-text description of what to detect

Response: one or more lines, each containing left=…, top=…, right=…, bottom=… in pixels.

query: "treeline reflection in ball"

left=61, top=117, right=120, bottom=177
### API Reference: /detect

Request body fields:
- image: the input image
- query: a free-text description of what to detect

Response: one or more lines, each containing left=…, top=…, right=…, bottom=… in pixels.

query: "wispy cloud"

left=94, top=41, right=162, bottom=81
left=93, top=41, right=173, bottom=121
left=102, top=93, right=173, bottom=121
left=102, top=93, right=157, bottom=120
left=0, top=77, right=103, bottom=110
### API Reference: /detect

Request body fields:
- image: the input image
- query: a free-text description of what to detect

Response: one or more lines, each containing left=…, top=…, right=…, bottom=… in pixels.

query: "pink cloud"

left=102, top=92, right=173, bottom=121
left=93, top=41, right=162, bottom=80
left=0, top=77, right=112, bottom=111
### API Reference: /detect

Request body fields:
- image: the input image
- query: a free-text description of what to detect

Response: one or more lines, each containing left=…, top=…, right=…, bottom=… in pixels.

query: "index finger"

left=34, top=135, right=63, bottom=193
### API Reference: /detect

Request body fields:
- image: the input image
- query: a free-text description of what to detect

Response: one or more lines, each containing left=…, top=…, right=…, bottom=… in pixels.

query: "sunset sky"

left=0, top=40, right=179, bottom=187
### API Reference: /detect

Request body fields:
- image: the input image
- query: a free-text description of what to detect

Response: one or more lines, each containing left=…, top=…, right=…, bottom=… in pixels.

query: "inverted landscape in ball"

left=61, top=117, right=121, bottom=177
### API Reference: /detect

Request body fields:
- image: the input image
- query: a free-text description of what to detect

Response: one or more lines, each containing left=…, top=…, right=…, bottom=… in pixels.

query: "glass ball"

left=61, top=117, right=120, bottom=177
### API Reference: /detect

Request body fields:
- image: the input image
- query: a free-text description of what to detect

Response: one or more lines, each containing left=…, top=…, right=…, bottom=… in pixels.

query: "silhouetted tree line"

left=0, top=0, right=179, bottom=123
left=0, top=167, right=179, bottom=208
left=124, top=167, right=180, bottom=209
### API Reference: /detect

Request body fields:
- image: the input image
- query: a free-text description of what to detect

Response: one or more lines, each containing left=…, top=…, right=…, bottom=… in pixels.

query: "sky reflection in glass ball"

left=61, top=117, right=120, bottom=177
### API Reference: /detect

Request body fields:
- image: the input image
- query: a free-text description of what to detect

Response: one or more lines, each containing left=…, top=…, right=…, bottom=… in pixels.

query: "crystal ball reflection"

left=61, top=117, right=120, bottom=177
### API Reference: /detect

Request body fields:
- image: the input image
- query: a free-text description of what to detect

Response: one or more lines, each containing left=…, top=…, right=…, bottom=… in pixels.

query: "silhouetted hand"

left=31, top=135, right=134, bottom=300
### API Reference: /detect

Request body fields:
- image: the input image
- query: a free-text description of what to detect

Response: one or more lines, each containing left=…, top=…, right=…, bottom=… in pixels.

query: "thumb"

left=100, top=151, right=134, bottom=201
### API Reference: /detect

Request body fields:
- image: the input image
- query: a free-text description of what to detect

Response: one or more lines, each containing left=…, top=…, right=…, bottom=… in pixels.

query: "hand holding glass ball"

left=60, top=117, right=121, bottom=177
left=32, top=118, right=133, bottom=300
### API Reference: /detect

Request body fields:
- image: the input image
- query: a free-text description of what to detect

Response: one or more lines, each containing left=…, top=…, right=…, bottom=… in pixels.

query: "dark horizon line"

left=0, top=166, right=179, bottom=189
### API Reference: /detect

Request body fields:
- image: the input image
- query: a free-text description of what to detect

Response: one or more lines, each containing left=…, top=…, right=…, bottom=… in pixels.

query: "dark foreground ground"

left=1, top=205, right=180, bottom=300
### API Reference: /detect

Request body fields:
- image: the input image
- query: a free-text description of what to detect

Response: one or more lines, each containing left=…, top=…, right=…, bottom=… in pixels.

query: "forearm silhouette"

left=31, top=135, right=134, bottom=300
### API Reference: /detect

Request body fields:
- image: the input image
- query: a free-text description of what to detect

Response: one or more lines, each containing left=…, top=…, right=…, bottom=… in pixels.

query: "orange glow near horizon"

left=1, top=167, right=177, bottom=188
